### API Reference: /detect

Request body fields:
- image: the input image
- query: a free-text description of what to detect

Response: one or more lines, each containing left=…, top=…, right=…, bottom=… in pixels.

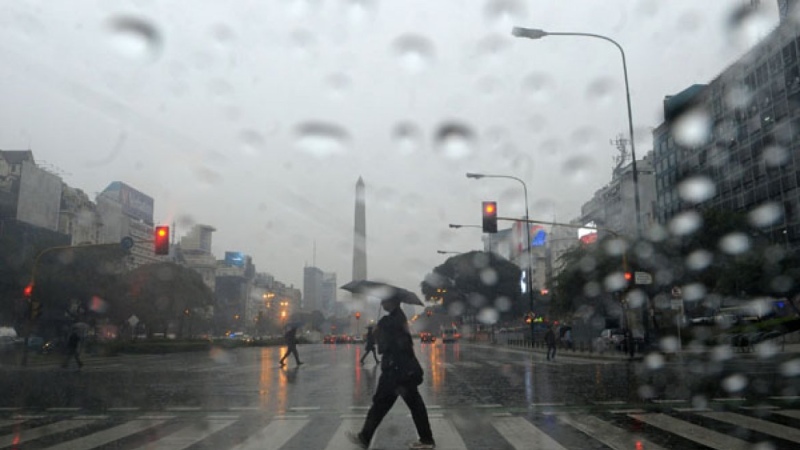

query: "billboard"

left=225, top=251, right=245, bottom=267
left=101, top=181, right=154, bottom=224
left=578, top=221, right=599, bottom=244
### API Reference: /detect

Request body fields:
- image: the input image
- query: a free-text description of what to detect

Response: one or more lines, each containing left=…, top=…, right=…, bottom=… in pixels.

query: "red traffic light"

left=355, top=312, right=361, bottom=320
left=154, top=226, right=170, bottom=255
left=624, top=272, right=633, bottom=281
left=23, top=283, right=33, bottom=298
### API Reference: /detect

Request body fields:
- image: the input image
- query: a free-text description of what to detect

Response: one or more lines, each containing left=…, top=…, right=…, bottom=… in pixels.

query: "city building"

left=0, top=150, right=63, bottom=232
left=96, top=181, right=162, bottom=268
left=214, top=252, right=255, bottom=334
left=653, top=9, right=800, bottom=247
left=320, top=272, right=338, bottom=317
left=303, top=265, right=337, bottom=316
left=176, top=224, right=217, bottom=292
left=59, top=185, right=103, bottom=246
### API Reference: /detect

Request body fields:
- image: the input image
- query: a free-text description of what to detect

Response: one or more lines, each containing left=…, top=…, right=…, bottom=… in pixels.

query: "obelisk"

left=352, top=177, right=367, bottom=281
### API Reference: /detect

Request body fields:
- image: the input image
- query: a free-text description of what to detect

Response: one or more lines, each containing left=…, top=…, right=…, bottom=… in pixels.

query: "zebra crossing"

left=2, top=404, right=800, bottom=449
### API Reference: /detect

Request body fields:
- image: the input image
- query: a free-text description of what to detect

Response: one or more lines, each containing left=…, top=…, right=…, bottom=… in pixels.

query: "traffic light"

left=154, top=226, right=170, bottom=255
left=624, top=272, right=633, bottom=283
left=355, top=312, right=361, bottom=320
left=30, top=300, right=42, bottom=320
left=482, top=201, right=497, bottom=233
left=23, top=283, right=33, bottom=298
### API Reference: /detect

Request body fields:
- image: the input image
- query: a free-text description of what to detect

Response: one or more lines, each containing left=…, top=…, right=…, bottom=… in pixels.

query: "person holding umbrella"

left=360, top=325, right=379, bottom=365
left=345, top=290, right=435, bottom=450
left=279, top=324, right=303, bottom=367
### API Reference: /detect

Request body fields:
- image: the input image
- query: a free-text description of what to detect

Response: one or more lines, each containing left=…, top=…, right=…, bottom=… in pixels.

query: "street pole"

left=511, top=27, right=642, bottom=237
left=466, top=173, right=535, bottom=344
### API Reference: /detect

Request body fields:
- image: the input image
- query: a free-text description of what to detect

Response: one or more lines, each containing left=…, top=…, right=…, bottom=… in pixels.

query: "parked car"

left=594, top=329, right=625, bottom=352
left=323, top=335, right=335, bottom=344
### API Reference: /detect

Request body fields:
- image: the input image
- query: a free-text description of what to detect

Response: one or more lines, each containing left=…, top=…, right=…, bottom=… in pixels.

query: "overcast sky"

left=0, top=1, right=782, bottom=297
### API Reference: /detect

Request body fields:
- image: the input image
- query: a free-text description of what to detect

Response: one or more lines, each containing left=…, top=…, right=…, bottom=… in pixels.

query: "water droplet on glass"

left=585, top=77, right=616, bottom=105
left=749, top=202, right=783, bottom=228
left=645, top=353, right=664, bottom=370
left=725, top=83, right=753, bottom=109
left=678, top=176, right=716, bottom=203
left=285, top=0, right=322, bottom=17
left=673, top=108, right=711, bottom=148
left=484, top=0, right=527, bottom=28
left=290, top=30, right=317, bottom=60
left=727, top=4, right=773, bottom=51
left=722, top=373, right=748, bottom=392
left=719, top=232, right=750, bottom=255
left=528, top=114, right=547, bottom=134
left=238, top=129, right=266, bottom=156
left=668, top=211, right=702, bottom=236
left=392, top=34, right=435, bottom=74
left=474, top=34, right=510, bottom=66
left=326, top=72, right=351, bottom=98
left=562, top=156, right=594, bottom=184
left=392, top=122, right=423, bottom=155
left=780, top=358, right=800, bottom=377
left=342, top=0, right=376, bottom=24
left=676, top=10, right=704, bottom=32
left=294, top=122, right=350, bottom=157
left=477, top=307, right=500, bottom=325
left=521, top=72, right=555, bottom=103
left=604, top=272, right=627, bottom=292
left=434, top=122, right=475, bottom=160
left=210, top=24, right=235, bottom=46
left=660, top=336, right=679, bottom=353
left=682, top=283, right=706, bottom=301
left=477, top=76, right=503, bottom=99
left=686, top=249, right=713, bottom=271
left=448, top=301, right=466, bottom=317
left=480, top=268, right=499, bottom=286
left=763, top=145, right=789, bottom=167
left=495, top=296, right=511, bottom=312
left=583, top=281, right=601, bottom=297
left=603, top=238, right=628, bottom=257
left=194, top=166, right=224, bottom=186
left=108, top=16, right=162, bottom=62
left=755, top=341, right=778, bottom=359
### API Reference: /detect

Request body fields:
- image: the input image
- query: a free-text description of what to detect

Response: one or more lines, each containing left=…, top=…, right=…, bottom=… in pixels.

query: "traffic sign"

left=634, top=271, right=652, bottom=285
left=120, top=236, right=135, bottom=250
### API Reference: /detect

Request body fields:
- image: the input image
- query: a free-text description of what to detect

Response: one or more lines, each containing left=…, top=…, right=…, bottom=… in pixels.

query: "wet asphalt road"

left=1, top=341, right=795, bottom=412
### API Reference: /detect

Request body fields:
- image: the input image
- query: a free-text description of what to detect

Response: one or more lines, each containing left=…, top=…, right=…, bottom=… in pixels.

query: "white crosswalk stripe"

left=631, top=412, right=751, bottom=450
left=492, top=416, right=567, bottom=450
left=43, top=417, right=171, bottom=450
left=231, top=416, right=309, bottom=450
left=2, top=405, right=800, bottom=449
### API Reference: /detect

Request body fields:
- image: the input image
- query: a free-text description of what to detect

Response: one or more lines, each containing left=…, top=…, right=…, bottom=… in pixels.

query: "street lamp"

left=466, top=172, right=535, bottom=343
left=511, top=27, right=642, bottom=236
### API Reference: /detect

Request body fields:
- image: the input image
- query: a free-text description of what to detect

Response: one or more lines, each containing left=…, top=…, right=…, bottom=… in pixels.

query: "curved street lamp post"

left=511, top=27, right=642, bottom=237
left=466, top=172, right=536, bottom=343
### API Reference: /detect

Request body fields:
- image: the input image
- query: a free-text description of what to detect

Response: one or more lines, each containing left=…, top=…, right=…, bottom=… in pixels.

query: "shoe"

left=345, top=431, right=368, bottom=449
left=408, top=440, right=436, bottom=449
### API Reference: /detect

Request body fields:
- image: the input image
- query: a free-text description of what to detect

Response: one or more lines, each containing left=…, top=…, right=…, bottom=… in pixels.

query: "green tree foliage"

left=117, top=262, right=214, bottom=337
left=420, top=251, right=523, bottom=322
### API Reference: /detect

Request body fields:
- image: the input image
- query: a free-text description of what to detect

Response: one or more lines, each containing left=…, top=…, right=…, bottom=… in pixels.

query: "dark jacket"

left=544, top=328, right=556, bottom=346
left=284, top=327, right=298, bottom=346
left=365, top=328, right=376, bottom=349
left=376, top=307, right=415, bottom=372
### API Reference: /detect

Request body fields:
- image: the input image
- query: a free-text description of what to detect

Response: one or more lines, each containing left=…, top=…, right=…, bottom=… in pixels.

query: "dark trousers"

left=361, top=372, right=433, bottom=444
left=360, top=346, right=379, bottom=364
left=547, top=344, right=556, bottom=360
left=280, top=344, right=300, bottom=364
left=62, top=349, right=82, bottom=368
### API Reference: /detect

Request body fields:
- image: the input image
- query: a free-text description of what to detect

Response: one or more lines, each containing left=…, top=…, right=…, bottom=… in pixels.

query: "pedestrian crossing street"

left=2, top=404, right=800, bottom=449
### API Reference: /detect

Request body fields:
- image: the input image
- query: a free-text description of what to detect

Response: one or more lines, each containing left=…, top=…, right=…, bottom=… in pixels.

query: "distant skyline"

left=0, top=1, right=782, bottom=293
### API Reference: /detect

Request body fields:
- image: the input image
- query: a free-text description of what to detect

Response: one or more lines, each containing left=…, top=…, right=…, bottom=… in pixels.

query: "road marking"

left=651, top=399, right=687, bottom=404
left=165, top=406, right=201, bottom=412
left=739, top=405, right=779, bottom=410
left=0, top=419, right=25, bottom=428
left=493, top=416, right=567, bottom=450
left=349, top=406, right=370, bottom=411
left=131, top=418, right=236, bottom=450
left=699, top=411, right=800, bottom=443
left=44, top=417, right=170, bottom=450
left=207, top=414, right=239, bottom=420
left=673, top=407, right=712, bottom=412
left=609, top=409, right=646, bottom=414
left=325, top=418, right=361, bottom=450
left=139, top=415, right=176, bottom=420
left=492, top=412, right=512, bottom=417
left=108, top=407, right=140, bottom=412
left=769, top=396, right=800, bottom=401
left=630, top=413, right=750, bottom=450
left=593, top=400, right=626, bottom=405
left=776, top=410, right=800, bottom=420
left=0, top=408, right=20, bottom=412
left=229, top=406, right=260, bottom=411
left=11, top=415, right=45, bottom=419
left=74, top=415, right=109, bottom=420
left=475, top=404, right=503, bottom=408
left=0, top=419, right=97, bottom=447
left=289, top=406, right=320, bottom=411
left=711, top=397, right=745, bottom=402
left=457, top=361, right=484, bottom=368
left=429, top=417, right=467, bottom=449
left=560, top=414, right=666, bottom=450
left=46, top=407, right=80, bottom=412
left=339, top=414, right=367, bottom=419
left=232, top=415, right=309, bottom=450
left=274, top=415, right=309, bottom=420
left=531, top=402, right=565, bottom=407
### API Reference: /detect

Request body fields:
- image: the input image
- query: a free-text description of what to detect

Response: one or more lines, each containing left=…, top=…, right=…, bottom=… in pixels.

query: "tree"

left=118, top=262, right=214, bottom=338
left=421, top=251, right=522, bottom=323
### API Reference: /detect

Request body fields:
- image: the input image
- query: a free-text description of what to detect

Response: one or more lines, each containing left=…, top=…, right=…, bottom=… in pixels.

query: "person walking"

left=347, top=295, right=435, bottom=449
left=62, top=328, right=83, bottom=369
left=544, top=324, right=557, bottom=361
left=279, top=325, right=303, bottom=367
left=360, top=325, right=380, bottom=365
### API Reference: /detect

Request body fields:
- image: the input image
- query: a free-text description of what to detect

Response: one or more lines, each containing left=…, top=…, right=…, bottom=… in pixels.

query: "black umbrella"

left=340, top=280, right=424, bottom=306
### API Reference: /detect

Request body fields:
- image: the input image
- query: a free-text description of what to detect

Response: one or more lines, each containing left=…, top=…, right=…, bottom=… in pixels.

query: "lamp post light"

left=436, top=250, right=462, bottom=255
left=511, top=27, right=642, bottom=236
left=466, top=172, right=536, bottom=344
